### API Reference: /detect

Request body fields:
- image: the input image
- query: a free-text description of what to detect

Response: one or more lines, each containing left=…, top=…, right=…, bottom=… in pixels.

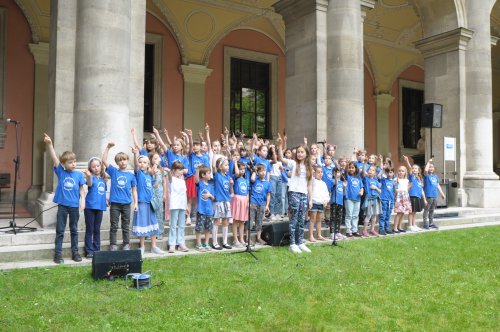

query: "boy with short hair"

left=249, top=164, right=272, bottom=245
left=102, top=142, right=138, bottom=251
left=44, top=133, right=85, bottom=264
left=194, top=166, right=215, bottom=251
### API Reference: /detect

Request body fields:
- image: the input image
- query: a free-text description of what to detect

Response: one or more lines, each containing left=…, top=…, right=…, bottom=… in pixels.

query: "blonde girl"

left=403, top=155, right=427, bottom=232
left=393, top=165, right=412, bottom=233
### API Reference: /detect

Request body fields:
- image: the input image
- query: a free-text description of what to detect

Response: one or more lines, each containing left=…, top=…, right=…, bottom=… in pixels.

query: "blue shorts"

left=310, top=203, right=324, bottom=212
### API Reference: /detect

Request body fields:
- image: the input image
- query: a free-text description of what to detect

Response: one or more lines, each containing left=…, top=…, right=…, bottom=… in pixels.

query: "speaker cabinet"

left=261, top=221, right=290, bottom=246
left=421, top=103, right=443, bottom=128
left=92, top=250, right=142, bottom=280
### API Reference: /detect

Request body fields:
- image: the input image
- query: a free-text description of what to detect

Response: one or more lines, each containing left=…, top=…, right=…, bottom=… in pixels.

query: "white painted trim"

left=398, top=79, right=424, bottom=156
left=223, top=46, right=279, bottom=138
left=146, top=33, right=163, bottom=131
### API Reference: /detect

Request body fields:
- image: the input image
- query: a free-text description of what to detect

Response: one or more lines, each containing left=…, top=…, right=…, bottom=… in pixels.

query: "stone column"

left=374, top=93, right=394, bottom=155
left=274, top=0, right=328, bottom=145
left=36, top=0, right=78, bottom=227
left=73, top=0, right=132, bottom=163
left=326, top=0, right=374, bottom=157
left=180, top=64, right=213, bottom=135
left=462, top=1, right=500, bottom=207
left=129, top=0, right=146, bottom=140
left=28, top=42, right=49, bottom=204
left=415, top=28, right=473, bottom=207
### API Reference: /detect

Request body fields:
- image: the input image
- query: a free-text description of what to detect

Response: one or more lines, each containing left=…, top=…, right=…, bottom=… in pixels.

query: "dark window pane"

left=144, top=44, right=154, bottom=132
left=402, top=87, right=424, bottom=149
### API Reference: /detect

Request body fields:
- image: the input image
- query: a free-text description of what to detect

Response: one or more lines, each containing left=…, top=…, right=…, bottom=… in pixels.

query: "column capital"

left=361, top=0, right=376, bottom=21
left=491, top=35, right=499, bottom=46
left=415, top=27, right=473, bottom=59
left=180, top=64, right=212, bottom=84
left=274, top=0, right=328, bottom=23
left=29, top=42, right=49, bottom=65
left=373, top=93, right=395, bottom=107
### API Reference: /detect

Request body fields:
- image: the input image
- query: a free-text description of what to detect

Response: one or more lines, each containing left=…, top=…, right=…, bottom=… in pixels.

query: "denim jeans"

left=55, top=205, right=80, bottom=256
left=288, top=191, right=308, bottom=245
left=169, top=209, right=186, bottom=246
left=379, top=200, right=393, bottom=232
left=110, top=202, right=131, bottom=245
left=269, top=175, right=282, bottom=215
left=84, top=208, right=103, bottom=254
left=344, top=200, right=360, bottom=234
left=281, top=184, right=288, bottom=215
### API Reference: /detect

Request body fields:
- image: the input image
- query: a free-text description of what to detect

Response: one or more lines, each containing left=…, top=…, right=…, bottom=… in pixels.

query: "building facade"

left=0, top=0, right=499, bottom=227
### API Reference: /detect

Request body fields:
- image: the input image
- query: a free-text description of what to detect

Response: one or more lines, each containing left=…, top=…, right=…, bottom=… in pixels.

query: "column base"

left=463, top=178, right=500, bottom=208
left=34, top=192, right=58, bottom=228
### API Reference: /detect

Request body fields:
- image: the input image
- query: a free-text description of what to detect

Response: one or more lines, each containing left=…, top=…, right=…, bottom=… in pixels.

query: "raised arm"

left=152, top=127, right=168, bottom=152
left=180, top=130, right=190, bottom=155
left=424, top=158, right=432, bottom=176
left=130, top=128, right=141, bottom=150
left=43, top=133, right=60, bottom=167
left=132, top=146, right=139, bottom=172
left=205, top=123, right=212, bottom=153
left=102, top=142, right=115, bottom=168
left=186, top=129, right=193, bottom=154
left=403, top=155, right=412, bottom=170
left=83, top=169, right=93, bottom=188
left=276, top=133, right=286, bottom=164
left=162, top=128, right=172, bottom=146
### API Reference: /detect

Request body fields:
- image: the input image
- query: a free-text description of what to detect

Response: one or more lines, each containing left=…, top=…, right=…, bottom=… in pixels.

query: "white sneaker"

left=298, top=243, right=311, bottom=253
left=289, top=244, right=302, bottom=254
left=335, top=233, right=344, bottom=240
left=186, top=215, right=192, bottom=225
left=414, top=226, right=423, bottom=232
left=151, top=246, right=165, bottom=255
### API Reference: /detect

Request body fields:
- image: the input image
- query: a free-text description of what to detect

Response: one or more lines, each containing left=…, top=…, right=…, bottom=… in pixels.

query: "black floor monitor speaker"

left=421, top=103, right=443, bottom=128
left=92, top=249, right=142, bottom=280
left=261, top=221, right=290, bottom=246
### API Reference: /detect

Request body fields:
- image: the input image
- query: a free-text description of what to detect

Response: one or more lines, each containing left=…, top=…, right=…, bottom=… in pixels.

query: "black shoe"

left=222, top=243, right=232, bottom=249
left=397, top=228, right=406, bottom=233
left=86, top=253, right=94, bottom=259
left=72, top=253, right=82, bottom=262
left=53, top=255, right=64, bottom=264
left=353, top=232, right=362, bottom=237
left=212, top=244, right=222, bottom=250
left=429, top=224, right=439, bottom=229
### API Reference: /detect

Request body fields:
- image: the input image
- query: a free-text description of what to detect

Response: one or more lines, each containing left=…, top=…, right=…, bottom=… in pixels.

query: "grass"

left=0, top=226, right=499, bottom=331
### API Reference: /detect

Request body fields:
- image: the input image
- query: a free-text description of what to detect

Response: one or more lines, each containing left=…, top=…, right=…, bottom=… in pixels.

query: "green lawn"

left=1, top=227, right=499, bottom=331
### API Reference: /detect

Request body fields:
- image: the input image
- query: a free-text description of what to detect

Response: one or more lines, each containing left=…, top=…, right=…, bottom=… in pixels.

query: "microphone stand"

left=0, top=122, right=37, bottom=234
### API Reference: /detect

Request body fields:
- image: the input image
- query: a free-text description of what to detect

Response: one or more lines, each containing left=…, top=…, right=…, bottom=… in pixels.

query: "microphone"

left=6, top=118, right=20, bottom=124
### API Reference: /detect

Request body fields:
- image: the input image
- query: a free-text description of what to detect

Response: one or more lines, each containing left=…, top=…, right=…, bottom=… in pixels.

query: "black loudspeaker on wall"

left=261, top=221, right=290, bottom=246
left=421, top=103, right=443, bottom=128
left=92, top=250, right=142, bottom=280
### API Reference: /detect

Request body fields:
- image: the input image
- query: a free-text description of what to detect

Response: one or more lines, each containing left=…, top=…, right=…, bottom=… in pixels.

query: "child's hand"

left=133, top=202, right=138, bottom=212
left=224, top=127, right=229, bottom=135
left=162, top=128, right=168, bottom=136
left=370, top=184, right=377, bottom=189
left=229, top=178, right=234, bottom=185
left=131, top=146, right=139, bottom=154
left=205, top=123, right=210, bottom=132
left=131, top=128, right=136, bottom=135
left=202, top=193, right=212, bottom=200
left=106, top=199, right=110, bottom=207
left=152, top=126, right=159, bottom=135
left=423, top=199, right=428, bottom=206
left=186, top=129, right=192, bottom=136
left=80, top=201, right=85, bottom=211
left=441, top=193, right=446, bottom=199
left=83, top=169, right=91, bottom=178
left=43, top=133, right=52, bottom=145
left=106, top=142, right=115, bottom=149
left=403, top=155, right=409, bottom=162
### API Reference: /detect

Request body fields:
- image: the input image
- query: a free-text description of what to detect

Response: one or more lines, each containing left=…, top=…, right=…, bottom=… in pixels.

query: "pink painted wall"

left=146, top=12, right=183, bottom=133
left=364, top=66, right=376, bottom=153
left=0, top=0, right=34, bottom=195
left=390, top=65, right=424, bottom=166
left=206, top=29, right=285, bottom=138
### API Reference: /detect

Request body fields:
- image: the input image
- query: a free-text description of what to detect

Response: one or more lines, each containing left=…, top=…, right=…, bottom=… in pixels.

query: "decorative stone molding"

left=185, top=9, right=215, bottom=43
left=28, top=42, right=49, bottom=65
left=14, top=0, right=40, bottom=43
left=274, top=0, right=328, bottom=23
left=180, top=64, right=213, bottom=84
left=414, top=27, right=473, bottom=59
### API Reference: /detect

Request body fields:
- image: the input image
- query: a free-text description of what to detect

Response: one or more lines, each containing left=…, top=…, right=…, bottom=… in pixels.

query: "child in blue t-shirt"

left=194, top=166, right=215, bottom=252
left=102, top=142, right=138, bottom=251
left=212, top=157, right=233, bottom=250
left=44, top=133, right=86, bottom=264
left=83, top=157, right=107, bottom=259
left=361, top=165, right=382, bottom=237
left=231, top=161, right=249, bottom=247
left=329, top=168, right=345, bottom=240
left=131, top=147, right=164, bottom=256
left=249, top=165, right=272, bottom=245
left=345, top=161, right=364, bottom=237
left=423, top=158, right=445, bottom=229
left=404, top=155, right=428, bottom=232
left=378, top=168, right=395, bottom=235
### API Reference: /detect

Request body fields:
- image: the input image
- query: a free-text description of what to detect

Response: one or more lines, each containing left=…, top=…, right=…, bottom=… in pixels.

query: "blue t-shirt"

left=135, top=170, right=154, bottom=203
left=85, top=176, right=107, bottom=211
left=322, top=165, right=334, bottom=190
left=380, top=177, right=395, bottom=202
left=107, top=165, right=137, bottom=204
left=330, top=181, right=344, bottom=206
left=364, top=177, right=381, bottom=198
left=356, top=161, right=369, bottom=175
left=250, top=178, right=272, bottom=206
left=424, top=173, right=440, bottom=198
left=197, top=181, right=214, bottom=216
left=139, top=148, right=148, bottom=156
left=346, top=174, right=362, bottom=201
left=233, top=177, right=249, bottom=196
left=53, top=164, right=85, bottom=207
left=188, top=153, right=210, bottom=178
left=165, top=149, right=189, bottom=170
left=239, top=156, right=252, bottom=181
left=409, top=174, right=424, bottom=198
left=281, top=167, right=290, bottom=184
left=214, top=172, right=231, bottom=202
left=253, top=155, right=272, bottom=174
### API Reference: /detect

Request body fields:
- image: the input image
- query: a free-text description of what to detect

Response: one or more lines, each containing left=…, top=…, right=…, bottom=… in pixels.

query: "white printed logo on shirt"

left=117, top=176, right=127, bottom=189
left=254, top=183, right=263, bottom=194
left=351, top=178, right=360, bottom=188
left=97, top=182, right=106, bottom=195
left=200, top=189, right=210, bottom=202
left=145, top=178, right=152, bottom=191
left=63, top=177, right=75, bottom=191
left=223, top=180, right=230, bottom=192
left=239, top=181, right=247, bottom=193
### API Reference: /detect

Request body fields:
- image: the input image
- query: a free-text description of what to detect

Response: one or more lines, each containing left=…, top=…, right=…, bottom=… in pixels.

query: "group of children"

left=45, top=125, right=445, bottom=263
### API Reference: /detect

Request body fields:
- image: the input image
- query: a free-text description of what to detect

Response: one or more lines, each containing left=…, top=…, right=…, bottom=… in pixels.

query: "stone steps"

left=0, top=208, right=499, bottom=266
